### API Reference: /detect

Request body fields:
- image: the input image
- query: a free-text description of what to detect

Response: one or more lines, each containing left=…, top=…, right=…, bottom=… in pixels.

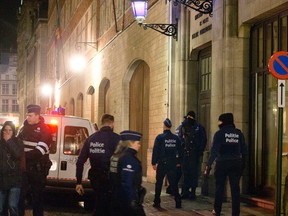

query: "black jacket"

left=76, top=126, right=120, bottom=184
left=152, top=129, right=182, bottom=166
left=17, top=116, right=52, bottom=167
left=207, top=124, right=247, bottom=167
left=0, top=122, right=24, bottom=190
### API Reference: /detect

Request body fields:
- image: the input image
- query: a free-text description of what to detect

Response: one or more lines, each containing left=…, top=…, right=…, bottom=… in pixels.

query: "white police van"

left=43, top=113, right=95, bottom=195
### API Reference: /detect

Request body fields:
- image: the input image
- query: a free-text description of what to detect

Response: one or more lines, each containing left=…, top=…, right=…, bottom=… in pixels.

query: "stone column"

left=209, top=0, right=250, bottom=196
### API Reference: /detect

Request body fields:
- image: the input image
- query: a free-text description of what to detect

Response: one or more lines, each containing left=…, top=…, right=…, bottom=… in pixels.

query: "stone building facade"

left=17, top=0, right=49, bottom=123
left=41, top=0, right=288, bottom=211
left=0, top=50, right=19, bottom=127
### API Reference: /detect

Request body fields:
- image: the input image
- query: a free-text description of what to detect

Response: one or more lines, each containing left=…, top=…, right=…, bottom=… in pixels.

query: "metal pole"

left=276, top=107, right=283, bottom=216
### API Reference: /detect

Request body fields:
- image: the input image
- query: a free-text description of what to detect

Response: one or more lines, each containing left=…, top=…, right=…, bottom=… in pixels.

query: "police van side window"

left=64, top=126, right=89, bottom=155
left=47, top=124, right=57, bottom=154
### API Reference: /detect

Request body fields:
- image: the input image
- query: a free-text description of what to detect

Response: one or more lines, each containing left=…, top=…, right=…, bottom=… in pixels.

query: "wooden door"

left=129, top=62, right=150, bottom=176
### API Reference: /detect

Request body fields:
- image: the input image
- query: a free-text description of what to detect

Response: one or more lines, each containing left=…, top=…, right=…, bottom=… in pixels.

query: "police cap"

left=120, top=130, right=142, bottom=141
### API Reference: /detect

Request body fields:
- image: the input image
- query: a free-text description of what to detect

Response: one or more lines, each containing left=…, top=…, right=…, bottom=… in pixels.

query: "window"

left=46, top=124, right=58, bottom=154
left=200, top=55, right=211, bottom=92
left=250, top=12, right=288, bottom=198
left=2, top=84, right=9, bottom=95
left=12, top=100, right=18, bottom=112
left=12, top=84, right=17, bottom=95
left=2, top=99, right=8, bottom=112
left=63, top=126, right=89, bottom=155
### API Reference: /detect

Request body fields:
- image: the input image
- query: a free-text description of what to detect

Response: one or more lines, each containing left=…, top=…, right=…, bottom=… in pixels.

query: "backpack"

left=181, top=123, right=196, bottom=156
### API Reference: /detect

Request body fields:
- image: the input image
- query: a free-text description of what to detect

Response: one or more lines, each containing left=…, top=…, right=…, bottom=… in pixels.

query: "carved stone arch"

left=98, top=78, right=110, bottom=122
left=69, top=98, right=75, bottom=116
left=76, top=93, right=84, bottom=117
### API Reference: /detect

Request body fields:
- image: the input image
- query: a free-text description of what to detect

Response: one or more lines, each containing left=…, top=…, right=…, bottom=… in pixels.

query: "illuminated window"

left=63, top=126, right=89, bottom=155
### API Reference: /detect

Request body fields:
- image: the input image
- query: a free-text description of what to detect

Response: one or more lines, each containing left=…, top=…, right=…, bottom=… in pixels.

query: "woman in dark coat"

left=0, top=121, right=24, bottom=216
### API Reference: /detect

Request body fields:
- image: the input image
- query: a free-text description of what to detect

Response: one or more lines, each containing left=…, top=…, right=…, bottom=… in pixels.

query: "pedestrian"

left=0, top=121, right=24, bottom=216
left=204, top=113, right=247, bottom=216
left=152, top=118, right=182, bottom=209
left=109, top=130, right=146, bottom=216
left=76, top=114, right=120, bottom=216
left=166, top=117, right=185, bottom=195
left=180, top=111, right=207, bottom=199
left=17, top=104, right=52, bottom=216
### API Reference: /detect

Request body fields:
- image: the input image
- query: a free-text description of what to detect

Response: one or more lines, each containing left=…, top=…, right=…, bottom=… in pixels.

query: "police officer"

left=17, top=104, right=52, bottom=216
left=76, top=114, right=120, bottom=216
left=110, top=130, right=146, bottom=216
left=204, top=113, right=247, bottom=216
left=152, top=118, right=182, bottom=208
left=180, top=111, right=207, bottom=199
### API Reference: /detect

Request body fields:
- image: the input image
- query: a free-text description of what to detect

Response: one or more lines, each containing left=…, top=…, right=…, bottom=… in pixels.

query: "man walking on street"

left=180, top=111, right=207, bottom=200
left=76, top=114, right=120, bottom=216
left=17, top=104, right=52, bottom=216
left=152, top=118, right=182, bottom=209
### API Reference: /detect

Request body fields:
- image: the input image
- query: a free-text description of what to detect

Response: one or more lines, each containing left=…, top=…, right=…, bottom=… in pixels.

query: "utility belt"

left=88, top=169, right=109, bottom=183
left=184, top=146, right=197, bottom=157
left=27, top=159, right=52, bottom=176
left=158, top=158, right=176, bottom=165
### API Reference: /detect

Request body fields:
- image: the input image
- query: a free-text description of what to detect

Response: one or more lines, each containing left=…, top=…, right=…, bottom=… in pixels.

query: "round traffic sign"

left=268, top=51, right=288, bottom=80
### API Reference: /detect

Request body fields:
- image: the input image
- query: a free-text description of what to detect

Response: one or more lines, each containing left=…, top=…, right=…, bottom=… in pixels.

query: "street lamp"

left=130, top=0, right=213, bottom=39
left=42, top=84, right=53, bottom=109
left=130, top=0, right=178, bottom=39
left=70, top=54, right=87, bottom=72
left=131, top=0, right=148, bottom=24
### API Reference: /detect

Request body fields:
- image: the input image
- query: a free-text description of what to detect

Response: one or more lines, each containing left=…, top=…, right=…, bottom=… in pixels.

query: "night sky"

left=0, top=0, right=21, bottom=50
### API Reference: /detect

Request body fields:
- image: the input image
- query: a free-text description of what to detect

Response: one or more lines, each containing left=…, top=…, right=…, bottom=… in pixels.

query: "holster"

left=137, top=187, right=147, bottom=204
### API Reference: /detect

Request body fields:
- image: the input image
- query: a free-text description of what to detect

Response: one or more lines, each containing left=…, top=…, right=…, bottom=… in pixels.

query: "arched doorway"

left=129, top=61, right=150, bottom=176
left=99, top=79, right=110, bottom=120
left=69, top=98, right=75, bottom=116
left=76, top=93, right=84, bottom=117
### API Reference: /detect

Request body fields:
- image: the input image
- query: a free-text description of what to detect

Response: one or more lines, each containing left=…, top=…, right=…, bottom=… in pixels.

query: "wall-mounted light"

left=75, top=42, right=98, bottom=50
left=169, top=0, right=213, bottom=16
left=130, top=0, right=213, bottom=40
left=130, top=0, right=178, bottom=40
left=131, top=0, right=148, bottom=24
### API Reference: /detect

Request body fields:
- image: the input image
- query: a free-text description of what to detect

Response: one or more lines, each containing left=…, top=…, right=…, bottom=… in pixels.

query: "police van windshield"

left=64, top=126, right=89, bottom=155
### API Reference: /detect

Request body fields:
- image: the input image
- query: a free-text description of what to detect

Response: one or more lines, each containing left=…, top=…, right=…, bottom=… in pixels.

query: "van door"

left=58, top=117, right=93, bottom=184
left=45, top=115, right=62, bottom=184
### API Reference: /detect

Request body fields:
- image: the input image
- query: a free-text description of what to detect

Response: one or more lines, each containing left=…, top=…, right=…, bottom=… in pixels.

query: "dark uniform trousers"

left=89, top=170, right=111, bottom=216
left=214, top=159, right=242, bottom=216
left=19, top=169, right=47, bottom=216
left=182, top=153, right=201, bottom=196
left=154, top=161, right=181, bottom=205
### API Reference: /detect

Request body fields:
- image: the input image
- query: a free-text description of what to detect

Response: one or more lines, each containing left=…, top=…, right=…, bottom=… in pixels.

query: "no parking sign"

left=268, top=51, right=288, bottom=215
left=268, top=51, right=288, bottom=108
left=268, top=51, right=288, bottom=80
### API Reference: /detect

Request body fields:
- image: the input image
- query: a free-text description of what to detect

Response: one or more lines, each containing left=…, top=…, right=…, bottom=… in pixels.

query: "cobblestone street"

left=22, top=182, right=274, bottom=216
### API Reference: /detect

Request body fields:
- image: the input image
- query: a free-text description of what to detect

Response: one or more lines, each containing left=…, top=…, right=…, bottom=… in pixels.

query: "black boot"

left=175, top=197, right=182, bottom=208
left=190, top=187, right=196, bottom=200
left=153, top=197, right=161, bottom=208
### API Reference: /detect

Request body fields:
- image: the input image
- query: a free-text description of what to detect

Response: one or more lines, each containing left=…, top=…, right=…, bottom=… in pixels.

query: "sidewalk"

left=142, top=182, right=274, bottom=216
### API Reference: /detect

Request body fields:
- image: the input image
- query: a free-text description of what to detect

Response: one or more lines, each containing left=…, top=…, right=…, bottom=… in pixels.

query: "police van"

left=42, top=113, right=95, bottom=194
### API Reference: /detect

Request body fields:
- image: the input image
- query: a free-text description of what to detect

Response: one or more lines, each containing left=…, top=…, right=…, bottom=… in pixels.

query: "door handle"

left=61, top=161, right=67, bottom=170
